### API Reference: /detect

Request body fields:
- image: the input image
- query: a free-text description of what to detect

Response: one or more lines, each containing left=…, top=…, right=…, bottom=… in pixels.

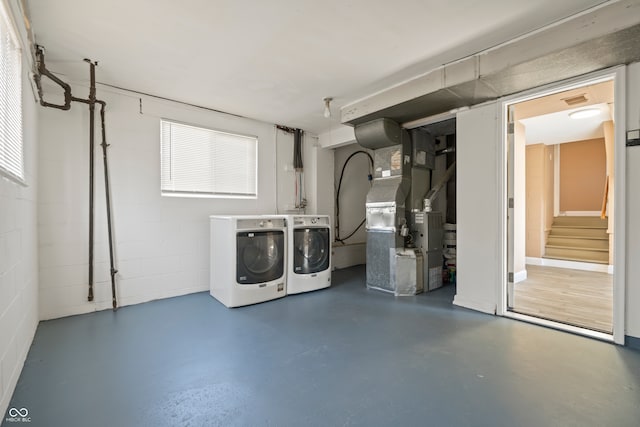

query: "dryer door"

left=236, top=230, right=284, bottom=284
left=293, top=228, right=330, bottom=274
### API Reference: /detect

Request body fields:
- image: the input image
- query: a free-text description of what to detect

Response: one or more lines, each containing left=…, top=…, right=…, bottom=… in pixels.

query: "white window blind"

left=160, top=120, right=257, bottom=198
left=0, top=2, right=23, bottom=182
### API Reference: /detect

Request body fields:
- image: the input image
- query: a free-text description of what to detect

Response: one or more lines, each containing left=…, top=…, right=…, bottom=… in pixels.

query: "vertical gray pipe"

left=100, top=104, right=118, bottom=310
left=87, top=60, right=96, bottom=302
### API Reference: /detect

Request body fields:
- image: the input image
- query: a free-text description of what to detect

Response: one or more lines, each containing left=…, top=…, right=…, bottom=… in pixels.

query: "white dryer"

left=284, top=215, right=331, bottom=294
left=210, top=216, right=287, bottom=307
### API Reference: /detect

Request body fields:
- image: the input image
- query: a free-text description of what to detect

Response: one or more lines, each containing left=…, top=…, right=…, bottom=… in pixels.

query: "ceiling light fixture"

left=569, top=108, right=600, bottom=119
left=323, top=97, right=333, bottom=118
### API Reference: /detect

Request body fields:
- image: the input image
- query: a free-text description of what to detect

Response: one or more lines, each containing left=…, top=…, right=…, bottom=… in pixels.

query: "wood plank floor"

left=513, top=265, right=613, bottom=333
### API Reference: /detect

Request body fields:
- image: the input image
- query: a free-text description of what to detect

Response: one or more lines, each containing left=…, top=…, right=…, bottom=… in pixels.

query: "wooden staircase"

left=544, top=216, right=609, bottom=264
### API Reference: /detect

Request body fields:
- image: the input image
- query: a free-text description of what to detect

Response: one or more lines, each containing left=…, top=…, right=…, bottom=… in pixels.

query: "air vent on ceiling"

left=562, top=94, right=588, bottom=106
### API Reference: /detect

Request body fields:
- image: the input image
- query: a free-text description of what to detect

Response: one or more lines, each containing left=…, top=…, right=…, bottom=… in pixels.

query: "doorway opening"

left=502, top=68, right=626, bottom=343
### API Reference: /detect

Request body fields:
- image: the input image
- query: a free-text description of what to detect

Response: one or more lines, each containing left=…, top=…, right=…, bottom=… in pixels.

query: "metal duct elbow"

left=355, top=118, right=402, bottom=150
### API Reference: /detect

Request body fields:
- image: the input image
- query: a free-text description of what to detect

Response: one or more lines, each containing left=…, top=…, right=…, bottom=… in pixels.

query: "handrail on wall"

left=601, top=175, right=609, bottom=219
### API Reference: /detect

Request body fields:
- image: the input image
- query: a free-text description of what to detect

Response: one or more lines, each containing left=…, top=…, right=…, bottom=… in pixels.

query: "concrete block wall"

left=37, top=85, right=334, bottom=319
left=0, top=32, right=40, bottom=419
left=37, top=90, right=284, bottom=319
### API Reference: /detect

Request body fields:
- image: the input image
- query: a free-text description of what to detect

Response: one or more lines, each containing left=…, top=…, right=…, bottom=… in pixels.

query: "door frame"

left=496, top=66, right=626, bottom=344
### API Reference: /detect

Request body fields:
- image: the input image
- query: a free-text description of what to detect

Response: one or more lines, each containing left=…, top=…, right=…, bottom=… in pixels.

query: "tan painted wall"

left=525, top=144, right=554, bottom=258
left=603, top=120, right=614, bottom=265
left=526, top=144, right=545, bottom=258
left=544, top=145, right=555, bottom=237
left=515, top=121, right=526, bottom=274
left=559, top=138, right=606, bottom=211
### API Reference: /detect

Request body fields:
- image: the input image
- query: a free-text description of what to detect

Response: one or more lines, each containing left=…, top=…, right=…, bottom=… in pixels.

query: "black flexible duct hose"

left=335, top=150, right=373, bottom=243
left=293, top=129, right=303, bottom=170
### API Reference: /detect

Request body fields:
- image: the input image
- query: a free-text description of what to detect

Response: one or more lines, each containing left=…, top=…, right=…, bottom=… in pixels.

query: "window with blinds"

left=160, top=120, right=258, bottom=198
left=0, top=2, right=23, bottom=183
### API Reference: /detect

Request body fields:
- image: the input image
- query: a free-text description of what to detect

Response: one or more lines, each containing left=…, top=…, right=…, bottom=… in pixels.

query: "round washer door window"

left=236, top=230, right=284, bottom=284
left=294, top=228, right=330, bottom=274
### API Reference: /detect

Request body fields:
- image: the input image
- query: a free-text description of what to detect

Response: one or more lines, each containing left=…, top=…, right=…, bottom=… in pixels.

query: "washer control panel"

left=293, top=216, right=329, bottom=226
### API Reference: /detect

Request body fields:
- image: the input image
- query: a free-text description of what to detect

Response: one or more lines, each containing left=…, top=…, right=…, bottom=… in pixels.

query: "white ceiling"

left=28, top=0, right=609, bottom=134
left=520, top=103, right=612, bottom=145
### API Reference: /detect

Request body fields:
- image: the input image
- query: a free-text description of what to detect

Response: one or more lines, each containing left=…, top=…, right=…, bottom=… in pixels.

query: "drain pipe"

left=33, top=46, right=71, bottom=110
left=87, top=59, right=96, bottom=302
left=33, top=46, right=119, bottom=310
left=99, top=102, right=118, bottom=309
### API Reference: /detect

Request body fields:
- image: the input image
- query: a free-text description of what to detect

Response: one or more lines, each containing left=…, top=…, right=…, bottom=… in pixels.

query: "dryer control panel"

left=237, top=218, right=286, bottom=229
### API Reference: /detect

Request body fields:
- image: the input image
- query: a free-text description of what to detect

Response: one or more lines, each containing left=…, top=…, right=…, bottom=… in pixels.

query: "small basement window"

left=160, top=120, right=257, bottom=198
left=0, top=1, right=23, bottom=183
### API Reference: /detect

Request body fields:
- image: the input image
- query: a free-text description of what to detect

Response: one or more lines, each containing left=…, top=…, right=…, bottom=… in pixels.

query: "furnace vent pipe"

left=423, top=162, right=456, bottom=212
left=436, top=146, right=455, bottom=156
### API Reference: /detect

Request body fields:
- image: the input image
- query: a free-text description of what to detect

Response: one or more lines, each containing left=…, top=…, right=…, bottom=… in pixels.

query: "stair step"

left=546, top=237, right=609, bottom=250
left=546, top=244, right=608, bottom=252
left=545, top=216, right=610, bottom=263
left=548, top=234, right=608, bottom=240
left=552, top=224, right=607, bottom=230
left=542, top=255, right=609, bottom=265
left=548, top=227, right=608, bottom=238
left=544, top=246, right=609, bottom=263
left=552, top=216, right=607, bottom=228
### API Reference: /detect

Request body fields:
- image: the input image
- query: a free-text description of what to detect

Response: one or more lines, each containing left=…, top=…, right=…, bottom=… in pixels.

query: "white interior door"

left=454, top=103, right=501, bottom=315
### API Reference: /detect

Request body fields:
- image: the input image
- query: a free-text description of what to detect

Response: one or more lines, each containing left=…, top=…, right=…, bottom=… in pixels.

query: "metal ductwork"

left=351, top=2, right=640, bottom=298
left=355, top=119, right=412, bottom=294
left=341, top=1, right=640, bottom=126
left=356, top=119, right=439, bottom=295
left=356, top=119, right=413, bottom=213
left=354, top=118, right=403, bottom=150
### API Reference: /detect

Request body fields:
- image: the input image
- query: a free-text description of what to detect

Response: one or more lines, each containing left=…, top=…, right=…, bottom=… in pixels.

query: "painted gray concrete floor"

left=4, top=265, right=640, bottom=427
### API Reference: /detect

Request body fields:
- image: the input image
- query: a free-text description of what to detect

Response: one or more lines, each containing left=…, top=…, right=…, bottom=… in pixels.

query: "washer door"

left=236, top=230, right=284, bottom=284
left=293, top=228, right=330, bottom=274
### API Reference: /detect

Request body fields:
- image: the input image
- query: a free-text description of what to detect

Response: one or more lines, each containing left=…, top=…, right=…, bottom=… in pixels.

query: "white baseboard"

left=514, top=269, right=528, bottom=283
left=525, top=257, right=612, bottom=274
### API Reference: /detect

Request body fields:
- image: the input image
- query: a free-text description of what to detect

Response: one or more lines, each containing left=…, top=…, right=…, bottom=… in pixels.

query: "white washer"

left=283, top=215, right=332, bottom=294
left=210, top=216, right=287, bottom=307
